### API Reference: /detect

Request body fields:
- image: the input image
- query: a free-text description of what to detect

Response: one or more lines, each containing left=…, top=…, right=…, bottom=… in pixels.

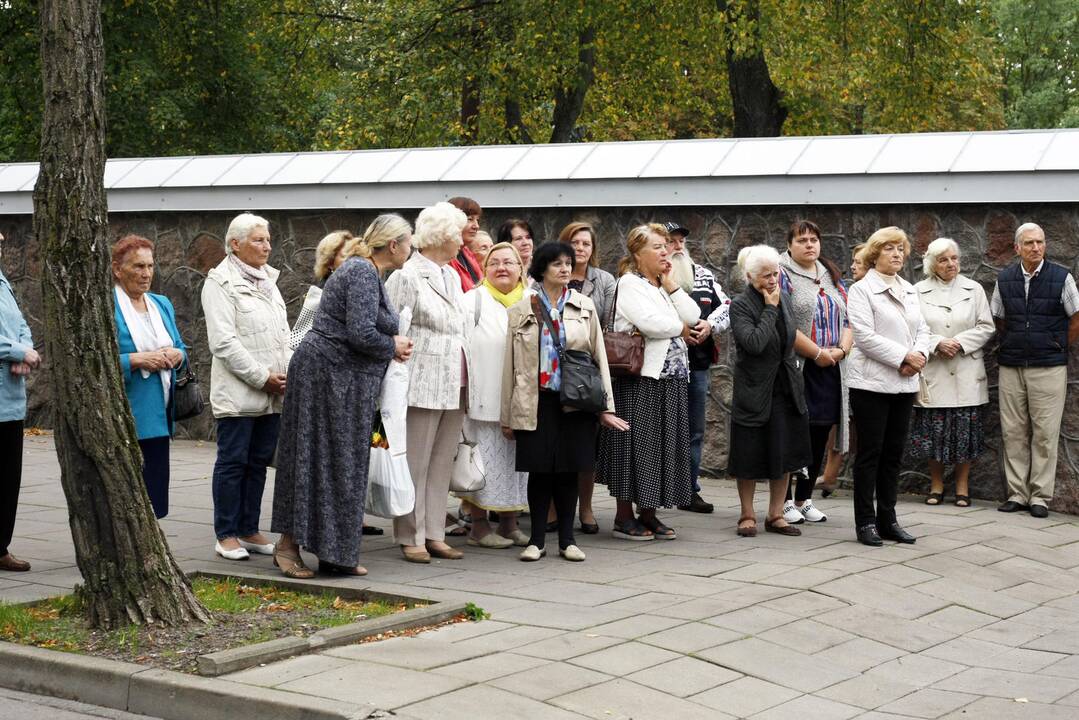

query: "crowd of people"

left=0, top=212, right=1074, bottom=574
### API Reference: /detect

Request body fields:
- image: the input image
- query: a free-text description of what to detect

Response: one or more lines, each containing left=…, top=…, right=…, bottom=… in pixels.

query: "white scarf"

left=115, top=286, right=173, bottom=406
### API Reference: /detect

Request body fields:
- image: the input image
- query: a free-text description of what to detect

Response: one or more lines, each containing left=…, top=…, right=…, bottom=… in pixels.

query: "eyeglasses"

left=487, top=261, right=520, bottom=269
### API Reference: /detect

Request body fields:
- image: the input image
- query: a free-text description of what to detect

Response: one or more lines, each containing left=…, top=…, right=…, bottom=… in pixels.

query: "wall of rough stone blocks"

left=2, top=202, right=1078, bottom=511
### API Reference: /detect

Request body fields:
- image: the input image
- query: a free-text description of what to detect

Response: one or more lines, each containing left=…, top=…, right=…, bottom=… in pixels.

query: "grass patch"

left=0, top=576, right=414, bottom=672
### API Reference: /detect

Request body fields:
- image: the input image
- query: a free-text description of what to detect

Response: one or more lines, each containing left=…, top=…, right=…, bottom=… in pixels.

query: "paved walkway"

left=5, top=435, right=1079, bottom=719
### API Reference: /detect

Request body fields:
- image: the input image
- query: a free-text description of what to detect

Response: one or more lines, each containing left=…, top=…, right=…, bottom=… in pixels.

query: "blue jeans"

left=212, top=414, right=280, bottom=540
left=688, top=369, right=709, bottom=493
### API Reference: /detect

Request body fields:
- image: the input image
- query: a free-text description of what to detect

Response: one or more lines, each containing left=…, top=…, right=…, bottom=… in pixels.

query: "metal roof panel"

left=951, top=132, right=1055, bottom=172
left=380, top=147, right=468, bottom=182
left=789, top=135, right=888, bottom=175
left=266, top=152, right=349, bottom=185
left=640, top=139, right=736, bottom=178
left=441, top=145, right=529, bottom=181
left=503, top=144, right=595, bottom=180
left=162, top=155, right=242, bottom=187
left=213, top=154, right=295, bottom=186
left=571, top=141, right=664, bottom=179
left=322, top=149, right=407, bottom=184
left=714, top=136, right=812, bottom=176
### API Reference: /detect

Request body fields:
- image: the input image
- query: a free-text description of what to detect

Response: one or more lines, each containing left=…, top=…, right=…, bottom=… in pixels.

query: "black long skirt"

left=728, top=387, right=811, bottom=481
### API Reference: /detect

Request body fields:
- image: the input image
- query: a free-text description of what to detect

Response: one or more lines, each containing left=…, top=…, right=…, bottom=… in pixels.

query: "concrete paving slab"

left=938, top=696, right=1078, bottom=719
left=812, top=638, right=907, bottom=674
left=876, top=688, right=980, bottom=719
left=400, top=684, right=587, bottom=720
left=932, top=666, right=1079, bottom=703
left=274, top=658, right=468, bottom=709
left=625, top=655, right=740, bottom=697
left=428, top=650, right=549, bottom=682
left=550, top=678, right=725, bottom=720
left=509, top=631, right=624, bottom=661
left=568, top=640, right=681, bottom=676
left=695, top=637, right=858, bottom=693
left=688, top=675, right=800, bottom=718
left=866, top=653, right=968, bottom=688
left=747, top=693, right=861, bottom=720
left=639, top=621, right=742, bottom=654
left=818, top=674, right=919, bottom=710
left=224, top=654, right=352, bottom=687
left=487, top=660, right=612, bottom=701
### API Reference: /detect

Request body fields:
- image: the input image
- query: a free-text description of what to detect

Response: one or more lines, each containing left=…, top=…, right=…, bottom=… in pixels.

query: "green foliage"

left=463, top=601, right=489, bottom=621
left=4, top=0, right=1077, bottom=162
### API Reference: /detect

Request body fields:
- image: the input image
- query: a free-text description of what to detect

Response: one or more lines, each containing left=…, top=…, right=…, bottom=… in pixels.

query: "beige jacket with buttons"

left=201, top=257, right=292, bottom=418
left=914, top=274, right=994, bottom=408
left=501, top=289, right=616, bottom=431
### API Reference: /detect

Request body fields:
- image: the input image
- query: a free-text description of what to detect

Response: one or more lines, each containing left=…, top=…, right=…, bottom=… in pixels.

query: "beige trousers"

left=393, top=402, right=465, bottom=546
left=998, top=365, right=1067, bottom=507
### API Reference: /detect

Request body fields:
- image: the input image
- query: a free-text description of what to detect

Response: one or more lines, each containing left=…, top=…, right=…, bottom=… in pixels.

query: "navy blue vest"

left=997, top=260, right=1069, bottom=367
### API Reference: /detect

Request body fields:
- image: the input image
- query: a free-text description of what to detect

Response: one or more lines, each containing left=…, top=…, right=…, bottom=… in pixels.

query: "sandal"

left=611, top=518, right=654, bottom=541
left=445, top=512, right=469, bottom=537
left=954, top=495, right=970, bottom=508
left=639, top=515, right=676, bottom=540
left=764, top=517, right=802, bottom=536
left=925, top=492, right=944, bottom=506
left=737, top=515, right=757, bottom=537
left=273, top=547, right=315, bottom=579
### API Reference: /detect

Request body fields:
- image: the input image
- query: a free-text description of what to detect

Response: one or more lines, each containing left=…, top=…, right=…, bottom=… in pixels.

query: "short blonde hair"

left=413, top=201, right=467, bottom=250
left=618, top=223, right=669, bottom=276
left=344, top=214, right=412, bottom=260
left=737, top=244, right=781, bottom=280
left=313, top=230, right=353, bottom=280
left=224, top=212, right=269, bottom=254
left=922, top=237, right=959, bottom=279
left=861, top=227, right=912, bottom=268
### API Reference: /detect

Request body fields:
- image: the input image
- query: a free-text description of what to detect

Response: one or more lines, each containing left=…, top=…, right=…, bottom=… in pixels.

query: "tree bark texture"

left=718, top=0, right=787, bottom=137
left=32, top=0, right=209, bottom=629
left=550, top=25, right=596, bottom=143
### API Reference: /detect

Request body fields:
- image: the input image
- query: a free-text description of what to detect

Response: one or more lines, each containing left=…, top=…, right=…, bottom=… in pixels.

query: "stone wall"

left=3, top=202, right=1079, bottom=511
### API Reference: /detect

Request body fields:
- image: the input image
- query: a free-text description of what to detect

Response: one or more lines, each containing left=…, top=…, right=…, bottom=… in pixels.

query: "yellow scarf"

left=482, top=279, right=524, bottom=308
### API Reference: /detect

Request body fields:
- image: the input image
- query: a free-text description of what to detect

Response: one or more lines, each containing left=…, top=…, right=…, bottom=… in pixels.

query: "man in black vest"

left=991, top=222, right=1079, bottom=518
left=664, top=222, right=729, bottom=514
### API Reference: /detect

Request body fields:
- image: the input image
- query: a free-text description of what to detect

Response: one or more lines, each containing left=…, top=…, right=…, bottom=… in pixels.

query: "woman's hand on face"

left=904, top=351, right=926, bottom=371
left=599, top=412, right=630, bottom=432
left=659, top=263, right=680, bottom=293
left=936, top=338, right=961, bottom=358
left=501, top=426, right=515, bottom=440
left=393, top=335, right=414, bottom=362
left=762, top=285, right=781, bottom=306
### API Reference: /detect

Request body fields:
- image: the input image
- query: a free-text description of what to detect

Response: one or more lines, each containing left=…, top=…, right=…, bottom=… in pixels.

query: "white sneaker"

left=782, top=501, right=806, bottom=525
left=214, top=541, right=250, bottom=561
left=797, top=499, right=827, bottom=523
left=519, top=545, right=547, bottom=562
left=559, top=545, right=586, bottom=562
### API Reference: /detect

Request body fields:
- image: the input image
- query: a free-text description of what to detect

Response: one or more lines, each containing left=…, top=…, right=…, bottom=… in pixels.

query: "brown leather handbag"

left=603, top=282, right=644, bottom=376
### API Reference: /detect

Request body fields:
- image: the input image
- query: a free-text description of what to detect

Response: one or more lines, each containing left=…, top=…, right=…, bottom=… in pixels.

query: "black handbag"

left=172, top=363, right=205, bottom=422
left=532, top=295, right=607, bottom=414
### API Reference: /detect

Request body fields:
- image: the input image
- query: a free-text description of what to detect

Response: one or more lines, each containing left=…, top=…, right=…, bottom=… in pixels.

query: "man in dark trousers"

left=992, top=222, right=1079, bottom=518
left=665, top=222, right=729, bottom=513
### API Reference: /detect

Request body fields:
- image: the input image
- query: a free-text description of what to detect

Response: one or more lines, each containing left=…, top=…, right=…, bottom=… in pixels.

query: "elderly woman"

left=850, top=243, right=869, bottom=284
left=499, top=219, right=535, bottom=277
left=289, top=230, right=353, bottom=351
left=0, top=231, right=41, bottom=572
left=448, top=196, right=484, bottom=292
left=911, top=238, right=994, bottom=507
left=112, top=234, right=187, bottom=520
left=847, top=227, right=932, bottom=546
left=458, top=243, right=530, bottom=548
left=271, top=215, right=413, bottom=578
left=290, top=229, right=384, bottom=537
left=556, top=221, right=617, bottom=534
left=472, top=231, right=494, bottom=265
left=728, top=245, right=811, bottom=537
left=778, top=221, right=851, bottom=525
left=597, top=223, right=699, bottom=541
left=201, top=213, right=291, bottom=561
left=386, top=201, right=471, bottom=563
left=504, top=242, right=627, bottom=561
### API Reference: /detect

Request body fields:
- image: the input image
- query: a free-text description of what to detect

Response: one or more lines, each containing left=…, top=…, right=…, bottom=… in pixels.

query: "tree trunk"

left=503, top=97, right=534, bottom=144
left=460, top=74, right=481, bottom=144
left=32, top=0, right=209, bottom=629
left=550, top=25, right=596, bottom=143
left=717, top=0, right=786, bottom=137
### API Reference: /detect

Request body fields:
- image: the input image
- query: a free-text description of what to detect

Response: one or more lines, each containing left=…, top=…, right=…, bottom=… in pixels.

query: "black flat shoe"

left=878, top=523, right=916, bottom=544
left=579, top=521, right=600, bottom=534
left=998, top=500, right=1028, bottom=513
left=678, top=492, right=714, bottom=514
left=545, top=520, right=558, bottom=533
left=856, top=524, right=883, bottom=547
left=361, top=525, right=384, bottom=536
left=1030, top=505, right=1049, bottom=518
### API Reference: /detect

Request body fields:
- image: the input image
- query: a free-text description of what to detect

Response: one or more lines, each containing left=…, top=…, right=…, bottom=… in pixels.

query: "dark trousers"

left=687, top=369, right=709, bottom=493
left=788, top=424, right=834, bottom=502
left=139, top=436, right=170, bottom=519
left=527, top=472, right=578, bottom=551
left=850, top=389, right=915, bottom=528
left=0, top=420, right=23, bottom=556
left=212, top=414, right=280, bottom=540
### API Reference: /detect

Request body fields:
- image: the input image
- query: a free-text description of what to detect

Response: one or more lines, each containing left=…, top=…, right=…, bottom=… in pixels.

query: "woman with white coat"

left=910, top=238, right=994, bottom=507
left=846, top=227, right=932, bottom=547
left=458, top=243, right=530, bottom=548
left=597, top=223, right=700, bottom=542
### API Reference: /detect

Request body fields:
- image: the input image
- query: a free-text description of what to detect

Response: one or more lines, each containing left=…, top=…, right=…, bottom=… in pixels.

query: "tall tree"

left=717, top=0, right=786, bottom=136
left=33, top=0, right=209, bottom=629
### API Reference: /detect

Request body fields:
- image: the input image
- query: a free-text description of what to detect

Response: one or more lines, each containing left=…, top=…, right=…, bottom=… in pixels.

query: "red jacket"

left=449, top=247, right=483, bottom=292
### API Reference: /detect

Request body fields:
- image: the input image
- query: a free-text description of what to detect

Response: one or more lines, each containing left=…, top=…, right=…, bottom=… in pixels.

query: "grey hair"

left=737, top=244, right=781, bottom=280
left=413, top=201, right=466, bottom=250
left=224, top=213, right=269, bottom=254
left=1014, top=222, right=1043, bottom=245
left=922, top=237, right=959, bottom=279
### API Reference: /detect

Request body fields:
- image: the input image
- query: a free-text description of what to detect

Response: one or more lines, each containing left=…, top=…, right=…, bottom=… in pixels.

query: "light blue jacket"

left=0, top=270, right=33, bottom=423
left=114, top=292, right=186, bottom=440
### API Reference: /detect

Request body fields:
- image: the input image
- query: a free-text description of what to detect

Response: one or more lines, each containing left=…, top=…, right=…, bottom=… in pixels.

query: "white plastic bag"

left=365, top=447, right=415, bottom=518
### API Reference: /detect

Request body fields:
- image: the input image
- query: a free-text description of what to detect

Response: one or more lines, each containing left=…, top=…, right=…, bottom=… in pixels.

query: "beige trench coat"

left=914, top=274, right=994, bottom=408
